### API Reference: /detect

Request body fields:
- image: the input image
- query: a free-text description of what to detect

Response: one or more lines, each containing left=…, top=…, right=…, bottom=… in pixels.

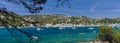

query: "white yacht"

left=59, top=27, right=64, bottom=30
left=93, top=31, right=96, bottom=33
left=31, top=36, right=38, bottom=40
left=72, top=27, right=77, bottom=29
left=79, top=33, right=85, bottom=35
left=0, top=27, right=4, bottom=28
left=37, top=28, right=42, bottom=30
left=88, top=27, right=94, bottom=30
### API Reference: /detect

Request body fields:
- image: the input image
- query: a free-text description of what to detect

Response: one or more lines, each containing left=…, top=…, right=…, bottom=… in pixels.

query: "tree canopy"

left=97, top=26, right=120, bottom=43
left=0, top=0, right=71, bottom=13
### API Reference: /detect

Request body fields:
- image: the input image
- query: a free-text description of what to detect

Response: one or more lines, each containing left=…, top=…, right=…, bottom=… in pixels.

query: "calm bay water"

left=0, top=26, right=98, bottom=43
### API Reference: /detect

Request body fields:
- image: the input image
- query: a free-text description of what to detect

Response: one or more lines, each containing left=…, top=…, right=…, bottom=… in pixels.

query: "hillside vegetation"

left=0, top=12, right=120, bottom=26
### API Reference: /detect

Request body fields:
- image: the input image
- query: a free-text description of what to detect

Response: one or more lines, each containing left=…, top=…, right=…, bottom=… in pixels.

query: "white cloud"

left=90, top=6, right=96, bottom=12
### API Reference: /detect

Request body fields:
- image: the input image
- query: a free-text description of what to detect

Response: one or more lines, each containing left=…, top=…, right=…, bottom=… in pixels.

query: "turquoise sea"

left=0, top=26, right=99, bottom=43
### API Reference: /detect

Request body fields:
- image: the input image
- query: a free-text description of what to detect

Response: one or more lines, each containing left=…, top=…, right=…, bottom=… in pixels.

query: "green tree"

left=97, top=26, right=115, bottom=43
left=113, top=32, right=120, bottom=43
left=97, top=26, right=120, bottom=43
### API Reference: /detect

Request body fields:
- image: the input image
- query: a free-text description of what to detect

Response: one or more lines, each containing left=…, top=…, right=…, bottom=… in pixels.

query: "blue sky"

left=1, top=0, right=120, bottom=18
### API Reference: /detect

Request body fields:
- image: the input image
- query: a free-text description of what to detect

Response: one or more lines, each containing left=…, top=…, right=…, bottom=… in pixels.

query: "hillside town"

left=0, top=12, right=120, bottom=27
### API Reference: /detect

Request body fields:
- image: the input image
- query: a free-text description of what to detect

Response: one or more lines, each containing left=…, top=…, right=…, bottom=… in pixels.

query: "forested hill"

left=0, top=12, right=120, bottom=26
left=23, top=14, right=120, bottom=25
